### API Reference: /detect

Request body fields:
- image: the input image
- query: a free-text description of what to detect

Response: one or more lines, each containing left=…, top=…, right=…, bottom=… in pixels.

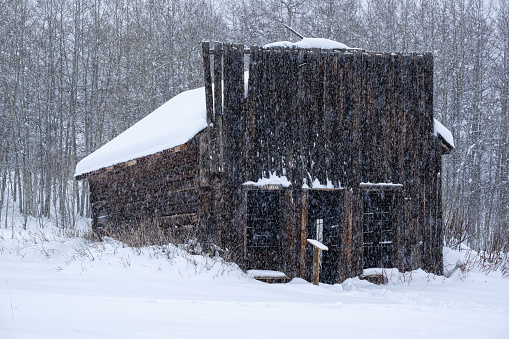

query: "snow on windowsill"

left=302, top=178, right=341, bottom=189
left=311, top=178, right=336, bottom=189
left=243, top=172, right=291, bottom=188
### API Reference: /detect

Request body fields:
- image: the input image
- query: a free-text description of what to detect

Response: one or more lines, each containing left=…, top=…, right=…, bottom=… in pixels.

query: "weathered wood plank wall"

left=203, top=43, right=443, bottom=277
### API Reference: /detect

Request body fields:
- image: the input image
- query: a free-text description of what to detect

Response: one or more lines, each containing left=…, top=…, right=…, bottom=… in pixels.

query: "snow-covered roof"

left=75, top=87, right=207, bottom=177
left=264, top=38, right=351, bottom=50
left=433, top=118, right=455, bottom=149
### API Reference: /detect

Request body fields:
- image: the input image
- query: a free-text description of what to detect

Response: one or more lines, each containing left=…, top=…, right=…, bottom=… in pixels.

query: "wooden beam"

left=213, top=42, right=223, bottom=172
left=202, top=42, right=213, bottom=125
left=300, top=189, right=308, bottom=277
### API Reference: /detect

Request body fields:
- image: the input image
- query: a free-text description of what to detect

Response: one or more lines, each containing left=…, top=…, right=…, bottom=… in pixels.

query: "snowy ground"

left=1, top=218, right=508, bottom=339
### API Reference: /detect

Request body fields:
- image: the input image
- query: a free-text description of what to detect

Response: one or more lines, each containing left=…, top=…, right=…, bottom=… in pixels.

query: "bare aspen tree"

left=493, top=0, right=509, bottom=250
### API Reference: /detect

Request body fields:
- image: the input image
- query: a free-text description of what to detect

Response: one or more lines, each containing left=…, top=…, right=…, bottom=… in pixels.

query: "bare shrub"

left=446, top=248, right=509, bottom=279
left=444, top=207, right=509, bottom=278
left=95, top=218, right=179, bottom=248
left=444, top=207, right=471, bottom=250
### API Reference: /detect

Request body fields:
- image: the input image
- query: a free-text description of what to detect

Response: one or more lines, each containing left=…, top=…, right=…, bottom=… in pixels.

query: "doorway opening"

left=306, top=190, right=343, bottom=284
left=362, top=190, right=395, bottom=268
left=246, top=190, right=280, bottom=269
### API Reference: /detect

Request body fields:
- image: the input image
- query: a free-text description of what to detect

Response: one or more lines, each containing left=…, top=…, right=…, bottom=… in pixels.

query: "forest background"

left=0, top=0, right=507, bottom=255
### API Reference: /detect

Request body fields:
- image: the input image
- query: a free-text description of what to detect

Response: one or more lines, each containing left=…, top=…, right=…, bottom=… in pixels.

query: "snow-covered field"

left=1, top=219, right=508, bottom=339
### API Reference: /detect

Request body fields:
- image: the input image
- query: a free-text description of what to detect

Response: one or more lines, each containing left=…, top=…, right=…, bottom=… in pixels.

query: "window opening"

left=246, top=190, right=280, bottom=249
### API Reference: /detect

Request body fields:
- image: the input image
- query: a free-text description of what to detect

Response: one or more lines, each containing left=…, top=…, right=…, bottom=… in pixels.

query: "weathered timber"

left=160, top=213, right=197, bottom=227
left=308, top=239, right=329, bottom=286
left=308, top=50, right=322, bottom=183
left=77, top=142, right=194, bottom=181
left=203, top=42, right=214, bottom=126
left=300, top=189, right=309, bottom=277
left=247, top=46, right=260, bottom=180
left=201, top=43, right=212, bottom=186
left=338, top=189, right=353, bottom=281
left=90, top=165, right=198, bottom=202
left=213, top=42, right=223, bottom=172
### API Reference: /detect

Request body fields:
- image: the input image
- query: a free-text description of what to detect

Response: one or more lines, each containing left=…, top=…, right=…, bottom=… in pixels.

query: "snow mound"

left=264, top=38, right=351, bottom=50
left=75, top=87, right=207, bottom=177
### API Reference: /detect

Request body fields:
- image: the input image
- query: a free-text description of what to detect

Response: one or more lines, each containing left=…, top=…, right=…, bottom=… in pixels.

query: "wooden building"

left=76, top=40, right=454, bottom=284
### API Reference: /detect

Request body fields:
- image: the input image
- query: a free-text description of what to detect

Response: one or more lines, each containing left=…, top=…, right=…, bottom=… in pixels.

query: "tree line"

left=0, top=0, right=507, bottom=254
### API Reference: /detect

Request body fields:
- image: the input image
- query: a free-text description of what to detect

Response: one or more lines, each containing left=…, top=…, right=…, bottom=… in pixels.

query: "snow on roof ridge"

left=264, top=37, right=351, bottom=50
left=433, top=118, right=455, bottom=148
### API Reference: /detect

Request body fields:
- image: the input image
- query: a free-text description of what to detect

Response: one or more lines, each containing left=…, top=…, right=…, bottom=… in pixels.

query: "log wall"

left=88, top=135, right=201, bottom=240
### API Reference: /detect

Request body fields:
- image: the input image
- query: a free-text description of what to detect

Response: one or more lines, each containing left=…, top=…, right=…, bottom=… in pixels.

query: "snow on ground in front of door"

left=246, top=270, right=288, bottom=278
left=1, top=219, right=508, bottom=339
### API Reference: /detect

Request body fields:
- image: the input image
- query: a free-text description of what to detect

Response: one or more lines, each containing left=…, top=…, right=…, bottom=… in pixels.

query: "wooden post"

left=202, top=42, right=213, bottom=126
left=307, top=239, right=328, bottom=286
left=300, top=189, right=308, bottom=277
left=312, top=247, right=320, bottom=285
left=213, top=42, right=223, bottom=172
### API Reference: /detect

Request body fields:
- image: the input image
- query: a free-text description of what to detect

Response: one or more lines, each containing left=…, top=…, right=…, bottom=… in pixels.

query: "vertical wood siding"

left=202, top=44, right=445, bottom=278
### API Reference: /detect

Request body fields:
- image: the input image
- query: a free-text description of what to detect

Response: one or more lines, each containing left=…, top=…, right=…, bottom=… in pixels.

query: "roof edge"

left=75, top=139, right=193, bottom=180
